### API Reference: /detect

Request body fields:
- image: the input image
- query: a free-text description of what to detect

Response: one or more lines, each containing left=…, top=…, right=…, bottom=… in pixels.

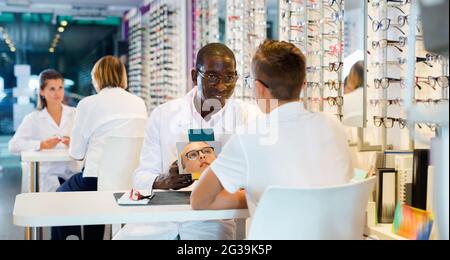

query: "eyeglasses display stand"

left=367, top=0, right=449, bottom=151
left=126, top=0, right=187, bottom=113
left=278, top=0, right=345, bottom=120
left=227, top=0, right=267, bottom=102
left=192, top=0, right=221, bottom=59
left=127, top=11, right=148, bottom=106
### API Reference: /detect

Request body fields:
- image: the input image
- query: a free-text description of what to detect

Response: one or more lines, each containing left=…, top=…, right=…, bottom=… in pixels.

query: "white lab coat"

left=8, top=105, right=81, bottom=192
left=69, top=87, right=148, bottom=178
left=114, top=87, right=260, bottom=240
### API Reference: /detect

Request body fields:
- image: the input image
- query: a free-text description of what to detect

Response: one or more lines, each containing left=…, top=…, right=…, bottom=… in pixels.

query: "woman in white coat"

left=9, top=69, right=78, bottom=192
left=51, top=56, right=148, bottom=240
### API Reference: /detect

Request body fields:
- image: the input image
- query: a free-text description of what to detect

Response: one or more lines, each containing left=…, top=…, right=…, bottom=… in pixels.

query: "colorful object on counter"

left=393, top=203, right=434, bottom=240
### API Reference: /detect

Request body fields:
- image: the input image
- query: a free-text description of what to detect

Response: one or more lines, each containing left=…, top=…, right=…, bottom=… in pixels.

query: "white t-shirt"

left=211, top=102, right=353, bottom=215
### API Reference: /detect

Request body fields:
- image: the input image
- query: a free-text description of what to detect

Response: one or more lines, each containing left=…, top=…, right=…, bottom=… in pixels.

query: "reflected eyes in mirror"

left=185, top=147, right=215, bottom=161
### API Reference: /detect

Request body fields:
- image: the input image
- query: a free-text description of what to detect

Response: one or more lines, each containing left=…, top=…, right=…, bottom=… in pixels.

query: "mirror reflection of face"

left=181, top=142, right=217, bottom=174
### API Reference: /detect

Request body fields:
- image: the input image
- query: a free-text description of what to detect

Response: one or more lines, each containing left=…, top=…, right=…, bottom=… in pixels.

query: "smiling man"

left=114, top=43, right=259, bottom=240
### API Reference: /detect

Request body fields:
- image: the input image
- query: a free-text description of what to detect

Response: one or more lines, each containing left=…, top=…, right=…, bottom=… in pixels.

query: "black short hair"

left=195, top=43, right=236, bottom=70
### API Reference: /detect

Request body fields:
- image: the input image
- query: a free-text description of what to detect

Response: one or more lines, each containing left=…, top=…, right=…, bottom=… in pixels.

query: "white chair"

left=96, top=117, right=147, bottom=191
left=247, top=177, right=377, bottom=240
left=97, top=136, right=144, bottom=191
left=97, top=136, right=145, bottom=239
left=95, top=118, right=146, bottom=239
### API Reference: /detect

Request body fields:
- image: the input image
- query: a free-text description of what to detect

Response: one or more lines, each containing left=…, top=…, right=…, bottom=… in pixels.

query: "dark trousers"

left=51, top=172, right=105, bottom=240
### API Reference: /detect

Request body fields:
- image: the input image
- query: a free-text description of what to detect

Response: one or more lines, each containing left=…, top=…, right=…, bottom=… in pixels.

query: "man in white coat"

left=114, top=43, right=259, bottom=240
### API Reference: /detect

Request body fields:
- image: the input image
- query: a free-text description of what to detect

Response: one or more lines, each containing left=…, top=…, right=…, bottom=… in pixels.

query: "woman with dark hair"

left=8, top=69, right=79, bottom=192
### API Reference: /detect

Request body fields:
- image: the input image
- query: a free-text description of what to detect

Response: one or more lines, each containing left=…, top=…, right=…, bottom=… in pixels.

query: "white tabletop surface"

left=13, top=191, right=250, bottom=227
left=365, top=224, right=407, bottom=240
left=21, top=150, right=74, bottom=163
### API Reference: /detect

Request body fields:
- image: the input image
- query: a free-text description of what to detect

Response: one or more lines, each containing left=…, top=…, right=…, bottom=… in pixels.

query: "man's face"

left=192, top=55, right=237, bottom=107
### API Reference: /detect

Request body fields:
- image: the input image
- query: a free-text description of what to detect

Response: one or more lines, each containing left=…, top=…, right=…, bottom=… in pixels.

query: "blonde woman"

left=52, top=56, right=148, bottom=240
left=9, top=69, right=78, bottom=192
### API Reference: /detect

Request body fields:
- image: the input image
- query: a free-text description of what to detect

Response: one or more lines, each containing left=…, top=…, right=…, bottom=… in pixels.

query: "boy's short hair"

left=252, top=40, right=307, bottom=100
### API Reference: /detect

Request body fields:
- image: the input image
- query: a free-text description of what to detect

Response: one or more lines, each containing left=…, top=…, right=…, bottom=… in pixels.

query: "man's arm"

left=191, top=167, right=247, bottom=210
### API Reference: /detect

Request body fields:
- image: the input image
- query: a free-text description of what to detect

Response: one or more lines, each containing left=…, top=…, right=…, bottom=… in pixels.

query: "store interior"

left=0, top=0, right=448, bottom=240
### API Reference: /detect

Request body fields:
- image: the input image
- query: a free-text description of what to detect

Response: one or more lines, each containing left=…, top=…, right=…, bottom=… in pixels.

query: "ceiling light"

left=57, top=27, right=65, bottom=33
left=49, top=48, right=55, bottom=53
left=60, top=20, right=68, bottom=27
left=10, top=47, right=16, bottom=52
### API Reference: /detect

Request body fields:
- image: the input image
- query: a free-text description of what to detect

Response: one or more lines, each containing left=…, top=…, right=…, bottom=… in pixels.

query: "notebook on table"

left=114, top=191, right=192, bottom=207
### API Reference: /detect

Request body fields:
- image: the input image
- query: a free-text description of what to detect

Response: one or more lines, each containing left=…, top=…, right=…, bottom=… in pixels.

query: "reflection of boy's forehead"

left=183, top=142, right=210, bottom=154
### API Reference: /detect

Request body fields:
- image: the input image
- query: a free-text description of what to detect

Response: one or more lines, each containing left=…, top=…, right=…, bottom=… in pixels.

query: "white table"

left=21, top=150, right=74, bottom=193
left=365, top=224, right=408, bottom=240
left=20, top=149, right=75, bottom=239
left=13, top=191, right=250, bottom=240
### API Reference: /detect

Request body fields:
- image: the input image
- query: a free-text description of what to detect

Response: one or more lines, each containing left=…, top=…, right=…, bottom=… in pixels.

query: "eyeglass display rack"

left=367, top=0, right=449, bottom=152
left=126, top=0, right=185, bottom=113
left=147, top=1, right=184, bottom=112
left=192, top=0, right=221, bottom=62
left=279, top=0, right=345, bottom=119
left=227, top=0, right=267, bottom=102
left=127, top=11, right=149, bottom=106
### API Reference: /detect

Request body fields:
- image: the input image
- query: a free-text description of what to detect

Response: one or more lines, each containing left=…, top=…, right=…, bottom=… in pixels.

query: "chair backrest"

left=106, top=117, right=147, bottom=138
left=96, top=118, right=147, bottom=191
left=97, top=136, right=144, bottom=191
left=247, top=177, right=377, bottom=240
